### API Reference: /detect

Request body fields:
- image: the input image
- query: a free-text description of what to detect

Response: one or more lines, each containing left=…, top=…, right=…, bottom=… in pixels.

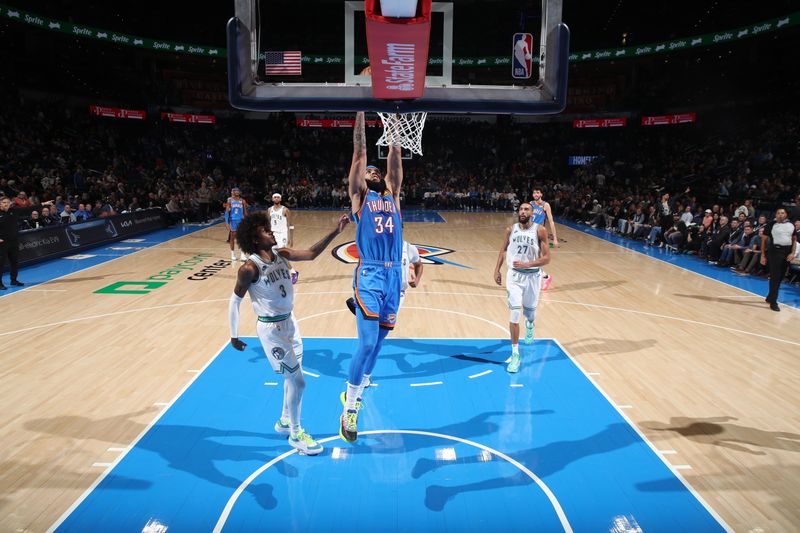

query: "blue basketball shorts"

left=352, top=260, right=403, bottom=329
left=229, top=218, right=243, bottom=232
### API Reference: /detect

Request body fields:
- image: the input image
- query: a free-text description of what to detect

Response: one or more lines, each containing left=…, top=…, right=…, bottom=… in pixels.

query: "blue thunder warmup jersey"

left=228, top=198, right=245, bottom=220
left=532, top=202, right=547, bottom=226
left=352, top=190, right=403, bottom=328
left=227, top=197, right=245, bottom=231
left=355, top=190, right=403, bottom=262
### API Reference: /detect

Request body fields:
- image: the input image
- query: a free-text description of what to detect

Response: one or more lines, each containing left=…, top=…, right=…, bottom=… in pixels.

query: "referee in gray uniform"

left=760, top=207, right=797, bottom=311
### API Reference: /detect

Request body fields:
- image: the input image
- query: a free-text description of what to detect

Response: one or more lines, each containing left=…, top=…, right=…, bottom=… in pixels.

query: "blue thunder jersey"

left=532, top=201, right=547, bottom=226
left=227, top=198, right=244, bottom=221
left=354, top=190, right=403, bottom=262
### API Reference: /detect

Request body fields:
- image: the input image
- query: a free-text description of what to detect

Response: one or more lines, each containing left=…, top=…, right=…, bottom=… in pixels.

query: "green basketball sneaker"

left=339, top=391, right=364, bottom=411
left=274, top=417, right=290, bottom=434
left=288, top=429, right=323, bottom=455
left=339, top=409, right=358, bottom=443
left=524, top=320, right=535, bottom=345
left=507, top=353, right=522, bottom=373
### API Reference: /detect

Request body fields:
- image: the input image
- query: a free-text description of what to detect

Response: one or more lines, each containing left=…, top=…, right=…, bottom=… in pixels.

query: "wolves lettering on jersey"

left=247, top=249, right=293, bottom=317
left=506, top=223, right=540, bottom=269
left=269, top=206, right=288, bottom=233
left=356, top=190, right=402, bottom=262
left=532, top=202, right=547, bottom=225
left=228, top=198, right=245, bottom=220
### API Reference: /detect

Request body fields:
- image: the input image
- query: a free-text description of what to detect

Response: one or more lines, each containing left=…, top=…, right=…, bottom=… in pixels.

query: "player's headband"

left=272, top=193, right=281, bottom=199
left=366, top=165, right=379, bottom=171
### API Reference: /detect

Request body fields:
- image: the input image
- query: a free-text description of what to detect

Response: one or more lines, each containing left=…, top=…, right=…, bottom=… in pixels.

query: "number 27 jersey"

left=355, top=190, right=403, bottom=262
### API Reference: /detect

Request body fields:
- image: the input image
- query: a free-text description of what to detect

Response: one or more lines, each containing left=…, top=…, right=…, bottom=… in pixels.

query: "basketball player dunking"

left=228, top=211, right=349, bottom=455
left=340, top=110, right=404, bottom=443
left=494, top=202, right=550, bottom=373
left=268, top=193, right=299, bottom=284
left=225, top=187, right=248, bottom=261
left=531, top=186, right=559, bottom=290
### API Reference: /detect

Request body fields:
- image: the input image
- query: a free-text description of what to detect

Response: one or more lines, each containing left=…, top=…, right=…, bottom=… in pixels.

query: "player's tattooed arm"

left=279, top=214, right=350, bottom=261
left=348, top=112, right=368, bottom=213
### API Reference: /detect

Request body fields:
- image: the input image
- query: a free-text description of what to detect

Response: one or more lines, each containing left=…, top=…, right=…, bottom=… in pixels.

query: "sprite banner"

left=1, top=4, right=798, bottom=65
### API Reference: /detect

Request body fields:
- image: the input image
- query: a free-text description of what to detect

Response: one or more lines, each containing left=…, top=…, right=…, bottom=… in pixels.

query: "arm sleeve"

left=409, top=244, right=420, bottom=264
left=229, top=293, right=244, bottom=338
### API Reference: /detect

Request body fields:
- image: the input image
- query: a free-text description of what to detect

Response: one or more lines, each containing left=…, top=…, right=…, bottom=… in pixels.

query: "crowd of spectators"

left=1, top=88, right=797, bottom=282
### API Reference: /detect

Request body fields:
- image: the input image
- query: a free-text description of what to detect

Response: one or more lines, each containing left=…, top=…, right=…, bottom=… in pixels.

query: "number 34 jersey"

left=506, top=222, right=541, bottom=272
left=247, top=248, right=294, bottom=318
left=355, top=190, right=403, bottom=262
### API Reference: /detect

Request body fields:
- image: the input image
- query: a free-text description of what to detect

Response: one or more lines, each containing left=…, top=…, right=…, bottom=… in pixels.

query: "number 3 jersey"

left=355, top=190, right=403, bottom=262
left=506, top=222, right=541, bottom=272
left=247, top=248, right=294, bottom=319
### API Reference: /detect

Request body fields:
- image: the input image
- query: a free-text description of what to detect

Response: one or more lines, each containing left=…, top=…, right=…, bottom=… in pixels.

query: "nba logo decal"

left=271, top=347, right=286, bottom=360
left=512, top=33, right=534, bottom=79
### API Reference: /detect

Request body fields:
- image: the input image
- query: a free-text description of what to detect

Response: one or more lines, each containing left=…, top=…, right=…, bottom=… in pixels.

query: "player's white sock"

left=362, top=373, right=372, bottom=389
left=281, top=381, right=290, bottom=421
left=512, top=343, right=519, bottom=355
left=345, top=382, right=360, bottom=412
left=356, top=374, right=371, bottom=401
left=285, top=375, right=304, bottom=438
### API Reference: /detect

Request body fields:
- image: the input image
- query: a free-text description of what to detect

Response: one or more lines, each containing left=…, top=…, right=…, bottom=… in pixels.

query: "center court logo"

left=331, top=241, right=472, bottom=269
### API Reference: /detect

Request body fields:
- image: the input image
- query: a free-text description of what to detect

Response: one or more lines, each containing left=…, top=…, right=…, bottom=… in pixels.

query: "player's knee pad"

left=509, top=308, right=521, bottom=324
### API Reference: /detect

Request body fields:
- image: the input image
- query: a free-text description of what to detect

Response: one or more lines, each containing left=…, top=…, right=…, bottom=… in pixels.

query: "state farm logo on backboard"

left=331, top=241, right=471, bottom=269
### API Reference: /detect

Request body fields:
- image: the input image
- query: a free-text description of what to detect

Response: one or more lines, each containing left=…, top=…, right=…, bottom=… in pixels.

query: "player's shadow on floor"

left=430, top=279, right=505, bottom=292
left=562, top=337, right=657, bottom=356
left=26, top=413, right=295, bottom=506
left=547, top=280, right=627, bottom=292
left=640, top=416, right=800, bottom=455
left=304, top=339, right=520, bottom=382
left=672, top=293, right=766, bottom=307
left=412, top=422, right=639, bottom=511
left=347, top=410, right=555, bottom=460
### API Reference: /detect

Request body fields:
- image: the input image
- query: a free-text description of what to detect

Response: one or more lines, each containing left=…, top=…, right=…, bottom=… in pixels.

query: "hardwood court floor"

left=1, top=211, right=798, bottom=532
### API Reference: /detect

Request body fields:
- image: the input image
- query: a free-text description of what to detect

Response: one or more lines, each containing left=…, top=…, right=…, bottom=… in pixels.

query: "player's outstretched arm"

left=229, top=261, right=258, bottom=351
left=386, top=144, right=403, bottom=205
left=348, top=112, right=368, bottom=214
left=494, top=226, right=512, bottom=285
left=279, top=214, right=349, bottom=262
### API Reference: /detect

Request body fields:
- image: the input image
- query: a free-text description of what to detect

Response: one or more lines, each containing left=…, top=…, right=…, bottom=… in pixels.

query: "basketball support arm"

left=227, top=0, right=569, bottom=114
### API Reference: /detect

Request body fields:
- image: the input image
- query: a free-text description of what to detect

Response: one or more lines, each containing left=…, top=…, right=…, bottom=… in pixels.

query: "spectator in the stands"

left=74, top=204, right=91, bottom=222
left=13, top=191, right=32, bottom=209
left=22, top=210, right=44, bottom=231
left=60, top=204, right=77, bottom=224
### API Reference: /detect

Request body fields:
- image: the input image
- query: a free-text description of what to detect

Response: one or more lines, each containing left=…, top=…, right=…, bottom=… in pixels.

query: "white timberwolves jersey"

left=247, top=248, right=294, bottom=318
left=269, top=206, right=289, bottom=234
left=401, top=241, right=420, bottom=291
left=506, top=222, right=540, bottom=272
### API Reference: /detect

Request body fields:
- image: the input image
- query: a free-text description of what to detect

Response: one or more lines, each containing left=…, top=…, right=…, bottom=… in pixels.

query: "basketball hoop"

left=376, top=111, right=427, bottom=156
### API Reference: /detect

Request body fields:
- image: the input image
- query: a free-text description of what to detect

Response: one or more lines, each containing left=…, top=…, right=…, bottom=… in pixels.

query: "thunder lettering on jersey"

left=355, top=190, right=402, bottom=262
left=531, top=202, right=547, bottom=225
left=228, top=198, right=244, bottom=221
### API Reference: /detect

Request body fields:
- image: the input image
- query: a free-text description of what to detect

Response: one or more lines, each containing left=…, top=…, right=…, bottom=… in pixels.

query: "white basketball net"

left=376, top=112, right=428, bottom=156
